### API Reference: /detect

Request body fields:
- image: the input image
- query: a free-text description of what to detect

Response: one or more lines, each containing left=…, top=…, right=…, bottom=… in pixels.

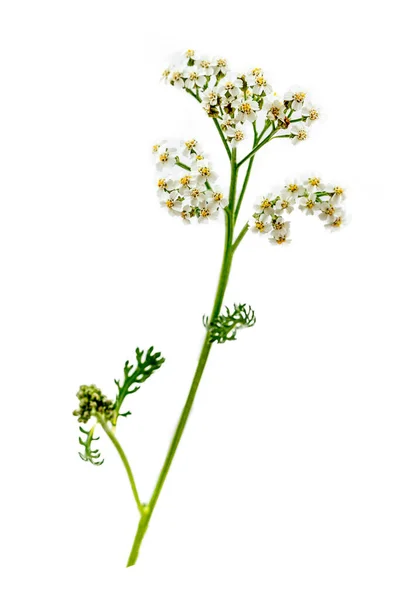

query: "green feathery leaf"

left=78, top=425, right=104, bottom=466
left=114, top=347, right=165, bottom=418
left=204, top=303, right=256, bottom=343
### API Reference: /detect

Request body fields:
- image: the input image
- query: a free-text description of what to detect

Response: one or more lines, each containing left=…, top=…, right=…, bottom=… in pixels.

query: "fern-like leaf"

left=114, top=346, right=165, bottom=416
left=204, top=303, right=256, bottom=343
left=78, top=426, right=104, bottom=466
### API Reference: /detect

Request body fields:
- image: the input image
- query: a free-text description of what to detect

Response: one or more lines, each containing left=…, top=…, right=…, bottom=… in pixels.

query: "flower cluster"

left=154, top=139, right=227, bottom=224
left=162, top=49, right=321, bottom=146
left=73, top=385, right=114, bottom=424
left=252, top=177, right=347, bottom=244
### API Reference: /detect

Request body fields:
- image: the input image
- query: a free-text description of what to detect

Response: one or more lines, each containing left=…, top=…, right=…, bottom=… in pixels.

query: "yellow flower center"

left=256, top=76, right=266, bottom=86
left=241, top=102, right=252, bottom=114
left=200, top=60, right=210, bottom=69
left=297, top=130, right=307, bottom=141
left=234, top=131, right=244, bottom=141
left=270, top=106, right=280, bottom=117
left=159, top=153, right=169, bottom=162
left=196, top=154, right=204, bottom=161
left=287, top=184, right=298, bottom=193
left=252, top=68, right=262, bottom=76
left=281, top=200, right=289, bottom=209
left=310, top=109, right=319, bottom=120
left=189, top=72, right=199, bottom=81
left=157, top=178, right=166, bottom=189
left=201, top=208, right=210, bottom=217
left=162, top=69, right=170, bottom=78
left=171, top=72, right=182, bottom=81
left=274, top=221, right=284, bottom=230
left=260, top=199, right=271, bottom=210
left=217, top=58, right=227, bottom=67
left=276, top=236, right=286, bottom=244
left=166, top=200, right=174, bottom=209
left=191, top=189, right=200, bottom=198
left=185, top=139, right=196, bottom=150
left=306, top=199, right=314, bottom=209
left=293, top=92, right=306, bottom=102
left=213, top=193, right=223, bottom=202
left=309, top=177, right=320, bottom=186
left=153, top=144, right=160, bottom=152
left=180, top=176, right=191, bottom=186
left=325, top=205, right=335, bottom=216
left=333, top=186, right=344, bottom=195
left=255, top=220, right=265, bottom=231
left=332, top=217, right=342, bottom=227
left=199, top=167, right=211, bottom=177
left=186, top=49, right=195, bottom=58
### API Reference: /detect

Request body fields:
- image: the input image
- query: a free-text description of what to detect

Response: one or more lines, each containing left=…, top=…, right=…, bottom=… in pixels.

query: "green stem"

left=126, top=150, right=238, bottom=567
left=99, top=417, right=144, bottom=516
left=212, top=117, right=231, bottom=159
left=237, top=126, right=281, bottom=167
left=176, top=160, right=191, bottom=171
left=186, top=88, right=231, bottom=159
left=234, top=125, right=258, bottom=223
left=232, top=221, right=250, bottom=253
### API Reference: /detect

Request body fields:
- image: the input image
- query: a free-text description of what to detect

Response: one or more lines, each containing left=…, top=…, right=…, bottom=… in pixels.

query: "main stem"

left=126, top=149, right=238, bottom=567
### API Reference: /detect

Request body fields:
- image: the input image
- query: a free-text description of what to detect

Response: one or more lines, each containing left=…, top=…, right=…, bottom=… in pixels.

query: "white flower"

left=194, top=160, right=217, bottom=184
left=220, top=114, right=238, bottom=130
left=178, top=173, right=194, bottom=194
left=324, top=211, right=348, bottom=231
left=156, top=176, right=176, bottom=197
left=202, top=89, right=219, bottom=106
left=196, top=58, right=214, bottom=77
left=184, top=68, right=206, bottom=90
left=232, top=97, right=260, bottom=123
left=318, top=201, right=342, bottom=221
left=269, top=229, right=292, bottom=245
left=182, top=138, right=199, bottom=158
left=298, top=192, right=318, bottom=215
left=302, top=102, right=321, bottom=126
left=305, top=175, right=323, bottom=191
left=161, top=68, right=171, bottom=84
left=198, top=200, right=219, bottom=223
left=290, top=123, right=309, bottom=144
left=179, top=204, right=193, bottom=225
left=254, top=193, right=275, bottom=214
left=153, top=143, right=177, bottom=170
left=275, top=192, right=296, bottom=214
left=284, top=179, right=305, bottom=198
left=271, top=215, right=290, bottom=233
left=160, top=190, right=183, bottom=215
left=184, top=49, right=196, bottom=61
left=169, top=69, right=185, bottom=89
left=186, top=183, right=207, bottom=206
left=326, top=184, right=346, bottom=202
left=265, top=96, right=285, bottom=122
left=247, top=72, right=272, bottom=96
left=284, top=86, right=307, bottom=110
left=218, top=72, right=243, bottom=98
left=206, top=187, right=228, bottom=209
left=212, top=57, right=229, bottom=75
left=251, top=212, right=271, bottom=234
left=225, top=126, right=245, bottom=147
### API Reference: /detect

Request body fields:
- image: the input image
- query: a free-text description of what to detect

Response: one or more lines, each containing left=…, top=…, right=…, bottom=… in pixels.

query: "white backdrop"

left=1, top=1, right=399, bottom=598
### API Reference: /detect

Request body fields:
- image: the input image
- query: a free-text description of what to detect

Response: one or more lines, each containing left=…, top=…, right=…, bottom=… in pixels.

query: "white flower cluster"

left=153, top=139, right=226, bottom=224
left=161, top=49, right=321, bottom=145
left=252, top=177, right=347, bottom=244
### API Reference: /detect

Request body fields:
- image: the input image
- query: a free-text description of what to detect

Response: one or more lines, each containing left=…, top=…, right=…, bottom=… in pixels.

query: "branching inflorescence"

left=73, top=48, right=348, bottom=567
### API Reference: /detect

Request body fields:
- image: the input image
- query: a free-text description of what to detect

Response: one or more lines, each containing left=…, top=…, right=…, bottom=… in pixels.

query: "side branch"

left=99, top=417, right=144, bottom=516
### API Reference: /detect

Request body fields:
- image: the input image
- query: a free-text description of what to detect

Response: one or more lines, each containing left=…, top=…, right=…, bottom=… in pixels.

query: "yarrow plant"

left=73, top=49, right=348, bottom=567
